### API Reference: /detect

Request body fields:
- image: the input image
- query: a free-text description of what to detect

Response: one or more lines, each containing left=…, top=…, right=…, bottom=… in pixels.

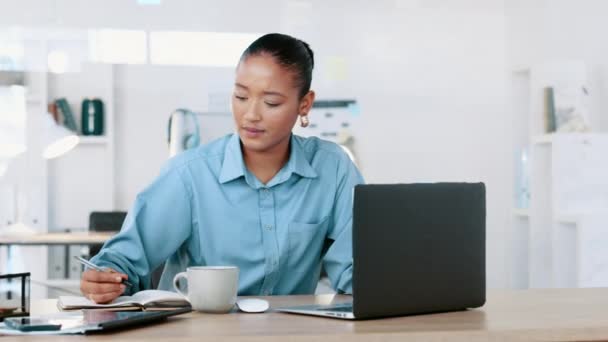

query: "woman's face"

left=232, top=54, right=313, bottom=154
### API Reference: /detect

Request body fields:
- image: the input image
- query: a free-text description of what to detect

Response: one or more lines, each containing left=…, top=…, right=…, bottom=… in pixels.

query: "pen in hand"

left=74, top=256, right=133, bottom=287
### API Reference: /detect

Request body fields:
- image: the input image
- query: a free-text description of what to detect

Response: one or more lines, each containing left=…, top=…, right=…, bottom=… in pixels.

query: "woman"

left=81, top=33, right=364, bottom=303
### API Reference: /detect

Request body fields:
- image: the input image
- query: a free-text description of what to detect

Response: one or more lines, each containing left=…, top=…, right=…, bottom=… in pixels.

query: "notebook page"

left=58, top=296, right=140, bottom=309
left=129, top=290, right=189, bottom=306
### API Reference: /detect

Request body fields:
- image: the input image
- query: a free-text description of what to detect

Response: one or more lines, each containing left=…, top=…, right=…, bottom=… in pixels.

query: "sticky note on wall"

left=326, top=56, right=348, bottom=81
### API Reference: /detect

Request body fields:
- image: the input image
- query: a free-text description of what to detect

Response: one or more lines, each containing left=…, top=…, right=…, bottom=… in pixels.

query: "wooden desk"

left=14, top=288, right=608, bottom=341
left=0, top=232, right=114, bottom=246
left=0, top=231, right=115, bottom=281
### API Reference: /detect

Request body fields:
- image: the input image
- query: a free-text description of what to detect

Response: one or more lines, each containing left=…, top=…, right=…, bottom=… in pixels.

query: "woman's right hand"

left=80, top=268, right=129, bottom=304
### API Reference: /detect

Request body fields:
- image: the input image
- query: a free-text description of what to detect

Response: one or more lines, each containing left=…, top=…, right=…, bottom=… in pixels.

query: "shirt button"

left=264, top=224, right=273, bottom=230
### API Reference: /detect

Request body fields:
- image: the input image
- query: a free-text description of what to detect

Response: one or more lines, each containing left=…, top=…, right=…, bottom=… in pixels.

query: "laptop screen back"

left=352, top=183, right=486, bottom=319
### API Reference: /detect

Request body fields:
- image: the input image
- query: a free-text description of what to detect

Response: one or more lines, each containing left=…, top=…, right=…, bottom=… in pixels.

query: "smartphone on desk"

left=4, top=317, right=62, bottom=332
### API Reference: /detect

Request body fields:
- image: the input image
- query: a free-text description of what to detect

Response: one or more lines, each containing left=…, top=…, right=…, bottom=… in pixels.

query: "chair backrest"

left=89, top=211, right=127, bottom=233
left=88, top=211, right=165, bottom=289
left=88, top=211, right=127, bottom=258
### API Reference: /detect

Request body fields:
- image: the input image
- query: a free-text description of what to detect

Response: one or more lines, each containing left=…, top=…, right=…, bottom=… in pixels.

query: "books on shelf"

left=537, top=61, right=591, bottom=134
left=58, top=290, right=190, bottom=312
left=543, top=85, right=591, bottom=134
left=543, top=87, right=557, bottom=133
left=47, top=102, right=59, bottom=124
left=54, top=98, right=78, bottom=132
left=553, top=85, right=590, bottom=132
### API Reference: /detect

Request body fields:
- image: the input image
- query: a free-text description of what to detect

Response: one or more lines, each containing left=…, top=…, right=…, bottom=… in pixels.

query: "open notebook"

left=58, top=290, right=191, bottom=311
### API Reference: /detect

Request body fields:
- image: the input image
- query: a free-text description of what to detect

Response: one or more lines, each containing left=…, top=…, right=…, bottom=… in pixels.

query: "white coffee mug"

left=173, top=266, right=239, bottom=313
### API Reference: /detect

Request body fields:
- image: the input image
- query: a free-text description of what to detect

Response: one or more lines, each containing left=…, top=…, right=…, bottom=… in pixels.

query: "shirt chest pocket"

left=287, top=217, right=329, bottom=272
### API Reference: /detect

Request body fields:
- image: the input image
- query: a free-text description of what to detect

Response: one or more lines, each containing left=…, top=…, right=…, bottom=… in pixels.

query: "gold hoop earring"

left=300, top=115, right=310, bottom=128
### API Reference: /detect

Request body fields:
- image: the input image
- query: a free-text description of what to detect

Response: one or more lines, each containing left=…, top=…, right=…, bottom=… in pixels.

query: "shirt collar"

left=218, top=134, right=247, bottom=184
left=219, top=134, right=318, bottom=185
left=286, top=135, right=318, bottom=180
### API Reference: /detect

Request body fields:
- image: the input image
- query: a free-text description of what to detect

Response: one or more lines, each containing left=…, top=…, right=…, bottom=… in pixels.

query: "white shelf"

left=513, top=208, right=580, bottom=223
left=532, top=134, right=554, bottom=145
left=532, top=133, right=600, bottom=146
left=77, top=136, right=108, bottom=145
left=556, top=215, right=578, bottom=224
left=513, top=208, right=530, bottom=218
left=34, top=278, right=80, bottom=288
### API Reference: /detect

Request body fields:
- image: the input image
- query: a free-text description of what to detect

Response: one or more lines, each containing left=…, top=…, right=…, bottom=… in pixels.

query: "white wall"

left=114, top=1, right=511, bottom=289
left=309, top=2, right=510, bottom=289
left=113, top=65, right=236, bottom=208
left=506, top=0, right=608, bottom=132
left=2, top=0, right=513, bottom=288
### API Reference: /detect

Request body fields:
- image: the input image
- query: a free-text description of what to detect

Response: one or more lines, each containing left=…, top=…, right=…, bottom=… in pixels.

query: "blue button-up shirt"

left=91, top=133, right=364, bottom=295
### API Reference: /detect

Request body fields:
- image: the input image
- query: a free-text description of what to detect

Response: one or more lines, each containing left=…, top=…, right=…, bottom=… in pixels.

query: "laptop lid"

left=352, top=183, right=486, bottom=319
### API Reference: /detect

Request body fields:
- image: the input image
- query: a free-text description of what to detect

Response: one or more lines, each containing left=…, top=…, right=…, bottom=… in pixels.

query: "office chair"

left=88, top=211, right=164, bottom=289
left=88, top=211, right=128, bottom=258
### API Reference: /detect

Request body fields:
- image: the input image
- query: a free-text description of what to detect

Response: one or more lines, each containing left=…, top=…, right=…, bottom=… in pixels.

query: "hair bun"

left=299, top=40, right=314, bottom=69
left=240, top=33, right=315, bottom=98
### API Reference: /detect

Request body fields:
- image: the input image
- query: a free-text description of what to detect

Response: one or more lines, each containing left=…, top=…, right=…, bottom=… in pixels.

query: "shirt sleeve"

left=322, top=152, right=365, bottom=294
left=90, top=167, right=193, bottom=294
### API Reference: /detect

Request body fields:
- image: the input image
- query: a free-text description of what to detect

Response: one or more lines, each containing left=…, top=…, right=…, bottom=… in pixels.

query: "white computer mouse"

left=236, top=298, right=270, bottom=313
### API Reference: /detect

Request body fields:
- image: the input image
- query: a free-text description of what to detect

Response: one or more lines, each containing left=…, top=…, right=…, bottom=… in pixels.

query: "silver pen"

left=74, top=256, right=133, bottom=287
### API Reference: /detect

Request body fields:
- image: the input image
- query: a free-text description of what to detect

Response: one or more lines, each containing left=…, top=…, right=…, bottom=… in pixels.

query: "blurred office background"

left=1, top=0, right=608, bottom=299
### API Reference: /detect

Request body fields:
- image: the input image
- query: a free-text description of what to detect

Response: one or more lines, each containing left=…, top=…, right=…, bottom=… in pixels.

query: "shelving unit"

left=45, top=63, right=116, bottom=295
left=531, top=134, right=554, bottom=145
left=14, top=62, right=116, bottom=299
left=511, top=61, right=608, bottom=289
left=46, top=62, right=116, bottom=231
left=3, top=67, right=53, bottom=300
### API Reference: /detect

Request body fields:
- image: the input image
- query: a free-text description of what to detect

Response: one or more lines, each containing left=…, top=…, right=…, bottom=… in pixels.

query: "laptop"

left=277, top=183, right=486, bottom=320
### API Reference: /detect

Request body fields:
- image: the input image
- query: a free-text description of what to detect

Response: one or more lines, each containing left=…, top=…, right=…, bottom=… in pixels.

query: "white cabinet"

left=23, top=62, right=116, bottom=231
left=511, top=61, right=608, bottom=289
left=46, top=63, right=115, bottom=295
left=47, top=62, right=115, bottom=231
left=10, top=62, right=116, bottom=298
left=0, top=70, right=51, bottom=300
left=529, top=134, right=608, bottom=288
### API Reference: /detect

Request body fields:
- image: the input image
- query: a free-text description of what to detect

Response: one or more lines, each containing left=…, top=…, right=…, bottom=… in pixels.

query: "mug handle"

left=173, top=272, right=188, bottom=298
